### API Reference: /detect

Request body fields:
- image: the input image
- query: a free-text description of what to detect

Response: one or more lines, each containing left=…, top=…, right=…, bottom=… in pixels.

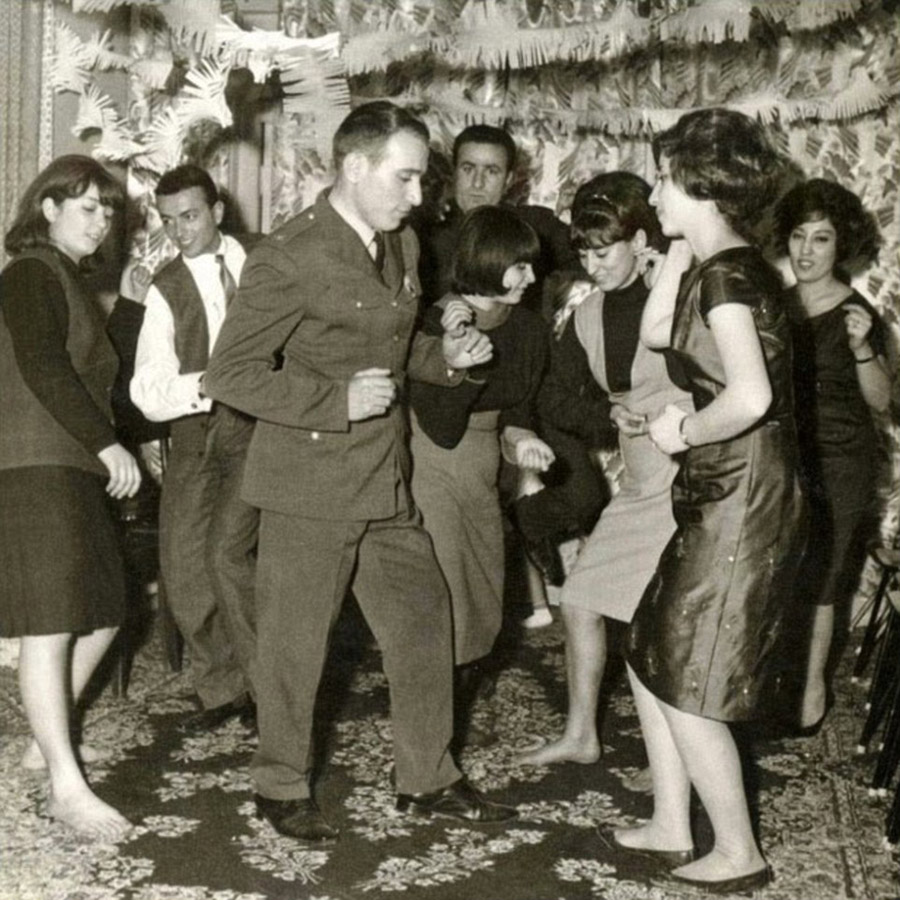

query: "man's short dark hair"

left=333, top=101, right=429, bottom=170
left=156, top=164, right=220, bottom=208
left=452, top=125, right=516, bottom=172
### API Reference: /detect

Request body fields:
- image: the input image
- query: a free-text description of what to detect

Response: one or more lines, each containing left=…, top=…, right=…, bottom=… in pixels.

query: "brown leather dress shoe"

left=254, top=794, right=339, bottom=844
left=396, top=778, right=517, bottom=823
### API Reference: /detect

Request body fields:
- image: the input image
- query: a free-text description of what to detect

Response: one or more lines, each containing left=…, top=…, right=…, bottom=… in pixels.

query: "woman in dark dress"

left=0, top=156, right=141, bottom=840
left=409, top=206, right=555, bottom=749
left=775, top=178, right=891, bottom=731
left=612, top=110, right=806, bottom=893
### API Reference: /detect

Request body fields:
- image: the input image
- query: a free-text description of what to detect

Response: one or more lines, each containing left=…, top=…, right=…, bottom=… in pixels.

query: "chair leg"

left=858, top=608, right=900, bottom=751
left=853, top=565, right=896, bottom=680
left=887, top=776, right=900, bottom=846
left=871, top=676, right=900, bottom=792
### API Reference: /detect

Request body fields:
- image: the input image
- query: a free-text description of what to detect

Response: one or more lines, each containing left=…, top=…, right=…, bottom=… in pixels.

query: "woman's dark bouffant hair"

left=774, top=177, right=881, bottom=268
left=570, top=171, right=667, bottom=253
left=4, top=155, right=123, bottom=256
left=451, top=206, right=540, bottom=297
left=652, top=108, right=784, bottom=237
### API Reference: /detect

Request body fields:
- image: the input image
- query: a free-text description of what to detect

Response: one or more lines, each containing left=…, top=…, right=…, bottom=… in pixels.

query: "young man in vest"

left=131, top=164, right=258, bottom=732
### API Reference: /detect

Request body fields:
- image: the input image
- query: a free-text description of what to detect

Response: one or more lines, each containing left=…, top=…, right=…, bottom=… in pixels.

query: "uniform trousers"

left=159, top=405, right=258, bottom=708
left=250, top=503, right=461, bottom=801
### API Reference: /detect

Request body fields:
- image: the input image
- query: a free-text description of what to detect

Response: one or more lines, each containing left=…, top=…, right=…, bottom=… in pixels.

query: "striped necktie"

left=216, top=253, right=237, bottom=307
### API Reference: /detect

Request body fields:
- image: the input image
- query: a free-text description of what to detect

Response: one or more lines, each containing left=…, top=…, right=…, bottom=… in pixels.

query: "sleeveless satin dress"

left=626, top=247, right=807, bottom=722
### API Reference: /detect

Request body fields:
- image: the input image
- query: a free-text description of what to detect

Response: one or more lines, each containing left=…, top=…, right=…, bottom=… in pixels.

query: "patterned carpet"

left=1, top=599, right=898, bottom=900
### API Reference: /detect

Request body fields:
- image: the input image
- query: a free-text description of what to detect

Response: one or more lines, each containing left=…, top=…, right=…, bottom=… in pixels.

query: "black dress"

left=788, top=288, right=886, bottom=609
left=0, top=253, right=126, bottom=637
left=626, top=247, right=807, bottom=722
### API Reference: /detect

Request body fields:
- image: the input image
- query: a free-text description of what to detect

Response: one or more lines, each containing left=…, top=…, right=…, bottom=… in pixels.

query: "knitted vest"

left=0, top=247, right=115, bottom=475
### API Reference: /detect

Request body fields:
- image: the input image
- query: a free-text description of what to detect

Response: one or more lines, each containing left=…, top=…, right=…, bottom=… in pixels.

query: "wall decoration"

left=47, top=0, right=900, bottom=562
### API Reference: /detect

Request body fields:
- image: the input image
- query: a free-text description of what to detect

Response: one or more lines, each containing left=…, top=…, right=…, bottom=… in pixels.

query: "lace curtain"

left=1, top=0, right=47, bottom=268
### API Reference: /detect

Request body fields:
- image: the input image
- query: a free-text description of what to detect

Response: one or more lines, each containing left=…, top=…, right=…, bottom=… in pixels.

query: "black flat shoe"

left=657, top=865, right=772, bottom=895
left=238, top=700, right=258, bottom=733
left=598, top=828, right=697, bottom=868
left=396, top=778, right=517, bottom=823
left=790, top=689, right=835, bottom=738
left=254, top=794, right=339, bottom=844
left=178, top=693, right=255, bottom=733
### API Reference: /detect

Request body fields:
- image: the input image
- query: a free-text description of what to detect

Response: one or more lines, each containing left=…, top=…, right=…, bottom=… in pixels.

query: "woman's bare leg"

left=799, top=604, right=833, bottom=727
left=661, top=700, right=765, bottom=881
left=519, top=604, right=605, bottom=764
left=19, top=629, right=130, bottom=840
left=21, top=626, right=120, bottom=770
left=614, top=666, right=693, bottom=851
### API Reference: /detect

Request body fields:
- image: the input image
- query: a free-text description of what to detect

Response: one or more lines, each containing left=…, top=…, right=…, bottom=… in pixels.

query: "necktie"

left=216, top=253, right=237, bottom=307
left=372, top=232, right=386, bottom=275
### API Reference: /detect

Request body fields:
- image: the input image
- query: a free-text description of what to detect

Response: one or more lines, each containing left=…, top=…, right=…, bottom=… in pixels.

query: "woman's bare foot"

left=48, top=786, right=131, bottom=841
left=21, top=740, right=111, bottom=771
left=621, top=765, right=654, bottom=793
left=522, top=606, right=553, bottom=629
left=517, top=734, right=600, bottom=766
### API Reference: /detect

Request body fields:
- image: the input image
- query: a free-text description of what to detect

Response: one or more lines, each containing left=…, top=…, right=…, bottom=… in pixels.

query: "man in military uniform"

left=205, top=101, right=517, bottom=843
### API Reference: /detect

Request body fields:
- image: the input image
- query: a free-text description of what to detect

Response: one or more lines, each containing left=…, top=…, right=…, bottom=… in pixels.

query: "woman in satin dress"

left=611, top=109, right=806, bottom=893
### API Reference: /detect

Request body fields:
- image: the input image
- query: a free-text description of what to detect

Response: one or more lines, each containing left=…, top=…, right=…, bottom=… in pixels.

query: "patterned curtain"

left=1, top=0, right=46, bottom=268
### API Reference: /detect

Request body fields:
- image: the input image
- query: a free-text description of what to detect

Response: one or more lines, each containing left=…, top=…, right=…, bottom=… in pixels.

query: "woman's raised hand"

left=119, top=259, right=153, bottom=304
left=842, top=301, right=874, bottom=352
left=440, top=298, right=475, bottom=338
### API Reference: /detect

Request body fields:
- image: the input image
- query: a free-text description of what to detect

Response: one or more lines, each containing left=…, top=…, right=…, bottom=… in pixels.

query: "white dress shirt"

left=328, top=193, right=379, bottom=260
left=131, top=234, right=247, bottom=422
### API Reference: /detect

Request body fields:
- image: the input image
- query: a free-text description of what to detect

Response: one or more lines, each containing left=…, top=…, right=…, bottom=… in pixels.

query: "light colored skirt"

left=411, top=410, right=503, bottom=665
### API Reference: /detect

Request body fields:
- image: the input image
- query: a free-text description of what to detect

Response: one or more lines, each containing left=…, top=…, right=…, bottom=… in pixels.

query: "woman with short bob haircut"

left=410, top=205, right=554, bottom=752
left=1, top=155, right=141, bottom=840
left=450, top=205, right=541, bottom=297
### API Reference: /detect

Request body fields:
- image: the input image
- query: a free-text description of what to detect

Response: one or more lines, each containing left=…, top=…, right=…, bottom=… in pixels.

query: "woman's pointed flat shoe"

left=598, top=828, right=697, bottom=868
left=661, top=864, right=772, bottom=895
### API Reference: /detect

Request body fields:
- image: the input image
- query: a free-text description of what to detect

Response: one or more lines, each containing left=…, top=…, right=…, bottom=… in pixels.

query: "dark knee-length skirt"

left=0, top=465, right=127, bottom=636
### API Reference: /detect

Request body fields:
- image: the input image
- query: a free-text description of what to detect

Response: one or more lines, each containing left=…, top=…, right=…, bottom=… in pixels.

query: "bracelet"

left=678, top=414, right=693, bottom=447
left=854, top=355, right=875, bottom=364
